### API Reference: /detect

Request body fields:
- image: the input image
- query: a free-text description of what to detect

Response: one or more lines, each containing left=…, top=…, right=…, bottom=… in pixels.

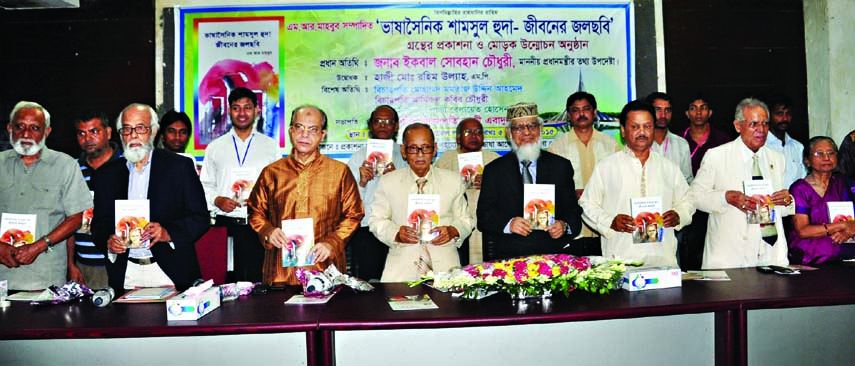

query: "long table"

left=2, top=264, right=855, bottom=365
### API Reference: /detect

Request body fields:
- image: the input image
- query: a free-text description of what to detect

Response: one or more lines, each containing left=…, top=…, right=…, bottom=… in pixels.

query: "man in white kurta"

left=580, top=101, right=694, bottom=267
left=689, top=98, right=794, bottom=269
left=369, top=124, right=474, bottom=282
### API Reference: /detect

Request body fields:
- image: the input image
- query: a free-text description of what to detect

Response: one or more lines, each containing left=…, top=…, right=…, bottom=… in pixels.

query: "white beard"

left=123, top=139, right=154, bottom=163
left=10, top=137, right=44, bottom=156
left=510, top=138, right=542, bottom=162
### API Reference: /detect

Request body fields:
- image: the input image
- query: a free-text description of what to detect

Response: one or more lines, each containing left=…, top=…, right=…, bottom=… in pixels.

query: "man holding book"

left=688, top=98, right=794, bottom=269
left=346, top=105, right=408, bottom=281
left=0, top=101, right=92, bottom=290
left=90, top=103, right=209, bottom=293
left=200, top=87, right=280, bottom=282
left=369, top=123, right=474, bottom=282
left=248, top=105, right=363, bottom=285
left=579, top=101, right=694, bottom=267
left=477, top=102, right=583, bottom=260
left=435, top=117, right=500, bottom=264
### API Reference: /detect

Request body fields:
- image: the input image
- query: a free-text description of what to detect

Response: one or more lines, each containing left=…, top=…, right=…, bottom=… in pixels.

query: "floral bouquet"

left=410, top=254, right=640, bottom=300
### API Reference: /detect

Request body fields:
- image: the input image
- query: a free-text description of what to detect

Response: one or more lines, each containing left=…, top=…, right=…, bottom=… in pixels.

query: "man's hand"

left=770, top=189, right=792, bottom=206
left=0, top=243, right=20, bottom=268
left=214, top=196, right=241, bottom=213
left=575, top=189, right=584, bottom=200
left=662, top=210, right=681, bottom=228
left=309, top=242, right=334, bottom=263
left=383, top=162, right=397, bottom=175
left=610, top=214, right=636, bottom=233
left=108, top=234, right=127, bottom=254
left=358, top=160, right=376, bottom=187
left=430, top=226, right=460, bottom=245
left=546, top=220, right=566, bottom=239
left=725, top=190, right=755, bottom=214
left=143, top=222, right=171, bottom=246
left=68, top=262, right=85, bottom=285
left=509, top=217, right=533, bottom=236
left=472, top=173, right=483, bottom=189
left=395, top=226, right=419, bottom=244
left=265, top=228, right=288, bottom=248
left=15, top=240, right=48, bottom=265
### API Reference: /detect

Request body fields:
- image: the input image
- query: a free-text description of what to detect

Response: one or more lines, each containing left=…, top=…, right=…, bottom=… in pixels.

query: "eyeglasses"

left=404, top=145, right=435, bottom=154
left=290, top=123, right=322, bottom=135
left=462, top=128, right=483, bottom=137
left=372, top=119, right=395, bottom=126
left=119, top=125, right=151, bottom=136
left=509, top=123, right=540, bottom=133
left=12, top=123, right=43, bottom=134
left=812, top=151, right=837, bottom=158
left=76, top=128, right=102, bottom=137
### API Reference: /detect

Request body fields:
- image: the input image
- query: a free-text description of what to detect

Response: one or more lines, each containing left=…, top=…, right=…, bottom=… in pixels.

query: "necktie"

left=752, top=154, right=777, bottom=245
left=522, top=160, right=533, bottom=184
left=415, top=177, right=433, bottom=275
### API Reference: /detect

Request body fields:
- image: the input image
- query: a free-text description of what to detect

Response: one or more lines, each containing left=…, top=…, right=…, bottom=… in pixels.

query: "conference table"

left=2, top=263, right=855, bottom=366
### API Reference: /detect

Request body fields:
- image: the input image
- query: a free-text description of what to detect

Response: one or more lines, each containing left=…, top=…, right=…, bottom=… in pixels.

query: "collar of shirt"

left=517, top=155, right=538, bottom=183
left=765, top=131, right=796, bottom=147
left=126, top=150, right=153, bottom=200
left=738, top=140, right=766, bottom=175
left=408, top=166, right=435, bottom=193
left=229, top=128, right=257, bottom=142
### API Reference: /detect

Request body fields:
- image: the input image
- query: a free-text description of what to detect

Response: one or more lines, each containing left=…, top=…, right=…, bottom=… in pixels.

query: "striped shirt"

left=73, top=142, right=121, bottom=266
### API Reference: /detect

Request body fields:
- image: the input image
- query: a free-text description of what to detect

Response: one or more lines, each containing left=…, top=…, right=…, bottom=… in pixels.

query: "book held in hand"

left=281, top=218, right=315, bottom=267
left=523, top=184, right=555, bottom=230
left=408, top=194, right=440, bottom=243
left=827, top=201, right=855, bottom=243
left=457, top=151, right=484, bottom=189
left=1, top=213, right=37, bottom=247
left=115, top=200, right=150, bottom=249
left=630, top=196, right=664, bottom=244
left=228, top=167, right=258, bottom=205
left=366, top=139, right=393, bottom=176
left=79, top=191, right=94, bottom=234
left=742, top=180, right=776, bottom=225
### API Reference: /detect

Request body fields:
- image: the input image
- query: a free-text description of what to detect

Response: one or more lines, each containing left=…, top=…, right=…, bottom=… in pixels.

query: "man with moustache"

left=248, top=105, right=363, bottom=284
left=347, top=105, right=407, bottom=280
left=645, top=92, right=693, bottom=183
left=763, top=94, right=806, bottom=188
left=200, top=88, right=280, bottom=282
left=547, top=92, right=619, bottom=255
left=689, top=98, right=794, bottom=268
left=478, top=102, right=583, bottom=259
left=370, top=123, right=474, bottom=281
left=68, top=110, right=122, bottom=289
left=580, top=101, right=694, bottom=266
left=156, top=110, right=192, bottom=154
left=0, top=101, right=92, bottom=290
left=91, top=103, right=209, bottom=293
left=435, top=117, right=500, bottom=264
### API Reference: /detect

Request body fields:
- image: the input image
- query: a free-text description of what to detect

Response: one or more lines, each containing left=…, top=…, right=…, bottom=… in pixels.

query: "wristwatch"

left=42, top=236, right=55, bottom=253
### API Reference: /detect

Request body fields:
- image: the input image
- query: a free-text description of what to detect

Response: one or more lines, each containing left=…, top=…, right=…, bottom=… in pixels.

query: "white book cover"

left=523, top=184, right=555, bottom=230
left=456, top=151, right=484, bottom=189
left=115, top=200, right=150, bottom=249
left=827, top=201, right=855, bottom=243
left=228, top=167, right=258, bottom=206
left=407, top=194, right=440, bottom=243
left=281, top=218, right=315, bottom=267
left=366, top=139, right=393, bottom=176
left=78, top=191, right=95, bottom=234
left=1, top=213, right=37, bottom=247
left=743, top=180, right=776, bottom=225
left=630, top=196, right=664, bottom=244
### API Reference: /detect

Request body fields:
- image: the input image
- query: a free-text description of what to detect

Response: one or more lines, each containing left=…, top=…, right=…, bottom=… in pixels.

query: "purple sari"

left=788, top=173, right=855, bottom=264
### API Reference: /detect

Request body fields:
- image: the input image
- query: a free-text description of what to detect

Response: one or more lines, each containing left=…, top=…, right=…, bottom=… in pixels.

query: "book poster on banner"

left=115, top=200, right=151, bottom=249
left=523, top=184, right=555, bottom=230
left=0, top=213, right=37, bottom=247
left=827, top=201, right=855, bottom=243
left=742, top=180, right=776, bottom=225
left=366, top=139, right=394, bottom=176
left=281, top=218, right=315, bottom=267
left=457, top=151, right=484, bottom=189
left=630, top=196, right=664, bottom=244
left=407, top=194, right=440, bottom=243
left=229, top=167, right=257, bottom=206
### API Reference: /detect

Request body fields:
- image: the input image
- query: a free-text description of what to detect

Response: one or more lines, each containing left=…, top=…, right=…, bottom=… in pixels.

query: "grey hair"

left=116, top=103, right=160, bottom=132
left=10, top=101, right=51, bottom=128
left=734, top=98, right=770, bottom=123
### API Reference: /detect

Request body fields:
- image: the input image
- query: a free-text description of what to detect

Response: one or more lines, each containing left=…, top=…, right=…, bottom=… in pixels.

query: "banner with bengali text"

left=178, top=2, right=634, bottom=159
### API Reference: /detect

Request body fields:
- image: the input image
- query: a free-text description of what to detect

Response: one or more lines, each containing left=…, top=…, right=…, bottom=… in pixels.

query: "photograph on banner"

left=179, top=2, right=634, bottom=160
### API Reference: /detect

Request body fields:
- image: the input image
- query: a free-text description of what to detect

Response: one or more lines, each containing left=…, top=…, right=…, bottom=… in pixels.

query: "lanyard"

left=232, top=134, right=255, bottom=167
left=683, top=126, right=710, bottom=158
left=651, top=133, right=670, bottom=155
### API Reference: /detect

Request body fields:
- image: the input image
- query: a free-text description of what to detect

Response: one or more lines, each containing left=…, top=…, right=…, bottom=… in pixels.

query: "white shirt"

left=347, top=143, right=408, bottom=227
left=651, top=131, right=693, bottom=184
left=200, top=130, right=281, bottom=218
left=579, top=149, right=694, bottom=267
left=765, top=131, right=806, bottom=188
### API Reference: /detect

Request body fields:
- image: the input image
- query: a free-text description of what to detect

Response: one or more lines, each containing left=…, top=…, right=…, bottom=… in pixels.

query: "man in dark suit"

left=91, top=103, right=209, bottom=294
left=477, top=102, right=583, bottom=260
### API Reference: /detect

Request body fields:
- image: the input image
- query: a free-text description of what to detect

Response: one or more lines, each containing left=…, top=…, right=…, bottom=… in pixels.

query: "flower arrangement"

left=410, top=254, right=639, bottom=299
